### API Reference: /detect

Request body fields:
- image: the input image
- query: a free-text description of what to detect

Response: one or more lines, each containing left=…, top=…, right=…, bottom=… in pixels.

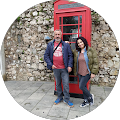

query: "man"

left=44, top=29, right=74, bottom=107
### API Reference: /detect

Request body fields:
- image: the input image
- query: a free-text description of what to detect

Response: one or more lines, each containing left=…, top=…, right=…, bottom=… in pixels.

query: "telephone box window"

left=69, top=76, right=77, bottom=84
left=79, top=25, right=82, bottom=33
left=80, top=16, right=82, bottom=23
left=79, top=34, right=82, bottom=37
left=63, top=25, right=78, bottom=33
left=63, top=16, right=78, bottom=24
left=63, top=35, right=77, bottom=50
left=59, top=26, right=62, bottom=31
left=63, top=35, right=77, bottom=42
left=59, top=17, right=61, bottom=25
left=70, top=43, right=76, bottom=50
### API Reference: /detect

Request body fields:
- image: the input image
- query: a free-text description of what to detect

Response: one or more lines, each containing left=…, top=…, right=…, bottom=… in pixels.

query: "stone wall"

left=91, top=10, right=120, bottom=86
left=4, top=1, right=54, bottom=82
left=3, top=1, right=120, bottom=86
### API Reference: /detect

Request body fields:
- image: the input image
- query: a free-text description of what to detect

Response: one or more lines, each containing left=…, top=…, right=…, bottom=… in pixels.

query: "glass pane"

left=79, top=34, right=82, bottom=37
left=79, top=25, right=82, bottom=33
left=80, top=16, right=82, bottom=23
left=63, top=35, right=78, bottom=42
left=63, top=34, right=78, bottom=50
left=63, top=34, right=78, bottom=77
left=69, top=76, right=77, bottom=84
left=69, top=52, right=78, bottom=78
left=70, top=43, right=76, bottom=50
left=59, top=17, right=61, bottom=25
left=63, top=35, right=77, bottom=50
left=59, top=26, right=62, bottom=31
left=72, top=34, right=78, bottom=38
left=63, top=16, right=78, bottom=24
left=63, top=25, right=78, bottom=33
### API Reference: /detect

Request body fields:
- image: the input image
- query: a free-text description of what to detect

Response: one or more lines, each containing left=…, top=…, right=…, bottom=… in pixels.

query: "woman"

left=72, top=37, right=99, bottom=107
left=73, top=37, right=99, bottom=107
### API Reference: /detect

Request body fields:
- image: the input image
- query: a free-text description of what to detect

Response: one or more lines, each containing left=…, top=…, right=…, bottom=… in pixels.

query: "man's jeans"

left=53, top=69, right=70, bottom=102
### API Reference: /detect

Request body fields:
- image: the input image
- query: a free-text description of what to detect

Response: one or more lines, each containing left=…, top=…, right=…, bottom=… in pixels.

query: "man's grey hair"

left=54, top=29, right=62, bottom=35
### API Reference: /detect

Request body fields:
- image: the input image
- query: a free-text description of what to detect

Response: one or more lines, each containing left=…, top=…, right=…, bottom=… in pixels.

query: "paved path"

left=4, top=81, right=113, bottom=120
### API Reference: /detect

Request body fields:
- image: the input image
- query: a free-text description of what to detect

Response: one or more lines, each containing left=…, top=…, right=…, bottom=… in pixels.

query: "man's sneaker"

left=80, top=100, right=89, bottom=107
left=64, top=100, right=74, bottom=107
left=54, top=98, right=63, bottom=105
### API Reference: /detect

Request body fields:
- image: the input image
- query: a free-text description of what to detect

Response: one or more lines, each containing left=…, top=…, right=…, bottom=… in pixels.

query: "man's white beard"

left=55, top=38, right=61, bottom=42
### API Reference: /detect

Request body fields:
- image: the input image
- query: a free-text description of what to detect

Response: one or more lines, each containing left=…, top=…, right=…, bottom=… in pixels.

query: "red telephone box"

left=54, top=0, right=91, bottom=98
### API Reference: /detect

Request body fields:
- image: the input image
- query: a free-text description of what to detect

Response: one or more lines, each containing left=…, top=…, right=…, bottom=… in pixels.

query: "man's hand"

left=52, top=65, right=57, bottom=69
left=68, top=67, right=72, bottom=73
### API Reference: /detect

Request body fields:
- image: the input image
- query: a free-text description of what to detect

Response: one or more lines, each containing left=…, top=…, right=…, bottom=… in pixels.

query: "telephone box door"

left=54, top=1, right=91, bottom=98
left=54, top=12, right=90, bottom=98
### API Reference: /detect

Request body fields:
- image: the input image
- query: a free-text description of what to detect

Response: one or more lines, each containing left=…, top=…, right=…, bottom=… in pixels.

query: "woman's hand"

left=91, top=74, right=95, bottom=78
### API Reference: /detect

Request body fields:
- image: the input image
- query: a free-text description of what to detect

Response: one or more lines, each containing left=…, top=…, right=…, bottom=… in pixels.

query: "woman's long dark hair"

left=75, top=37, right=88, bottom=52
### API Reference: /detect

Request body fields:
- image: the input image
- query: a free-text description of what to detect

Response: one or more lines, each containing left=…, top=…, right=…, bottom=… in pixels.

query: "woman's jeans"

left=78, top=74, right=92, bottom=100
left=53, top=69, right=70, bottom=102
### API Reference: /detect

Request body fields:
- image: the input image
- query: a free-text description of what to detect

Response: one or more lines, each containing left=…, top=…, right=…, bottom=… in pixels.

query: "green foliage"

left=17, top=17, right=21, bottom=22
left=40, top=7, right=47, bottom=14
left=40, top=58, right=43, bottom=61
left=46, top=18, right=50, bottom=21
left=49, top=74, right=51, bottom=78
left=40, top=7, right=44, bottom=12
left=91, top=12, right=100, bottom=26
left=46, top=25, right=49, bottom=30
left=22, top=50, right=24, bottom=54
left=38, top=12, right=39, bottom=16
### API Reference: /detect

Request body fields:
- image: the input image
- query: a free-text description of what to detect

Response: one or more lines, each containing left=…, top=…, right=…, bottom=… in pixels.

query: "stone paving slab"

left=21, top=99, right=40, bottom=111
left=48, top=104, right=70, bottom=119
left=32, top=106, right=51, bottom=118
left=4, top=81, right=113, bottom=120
